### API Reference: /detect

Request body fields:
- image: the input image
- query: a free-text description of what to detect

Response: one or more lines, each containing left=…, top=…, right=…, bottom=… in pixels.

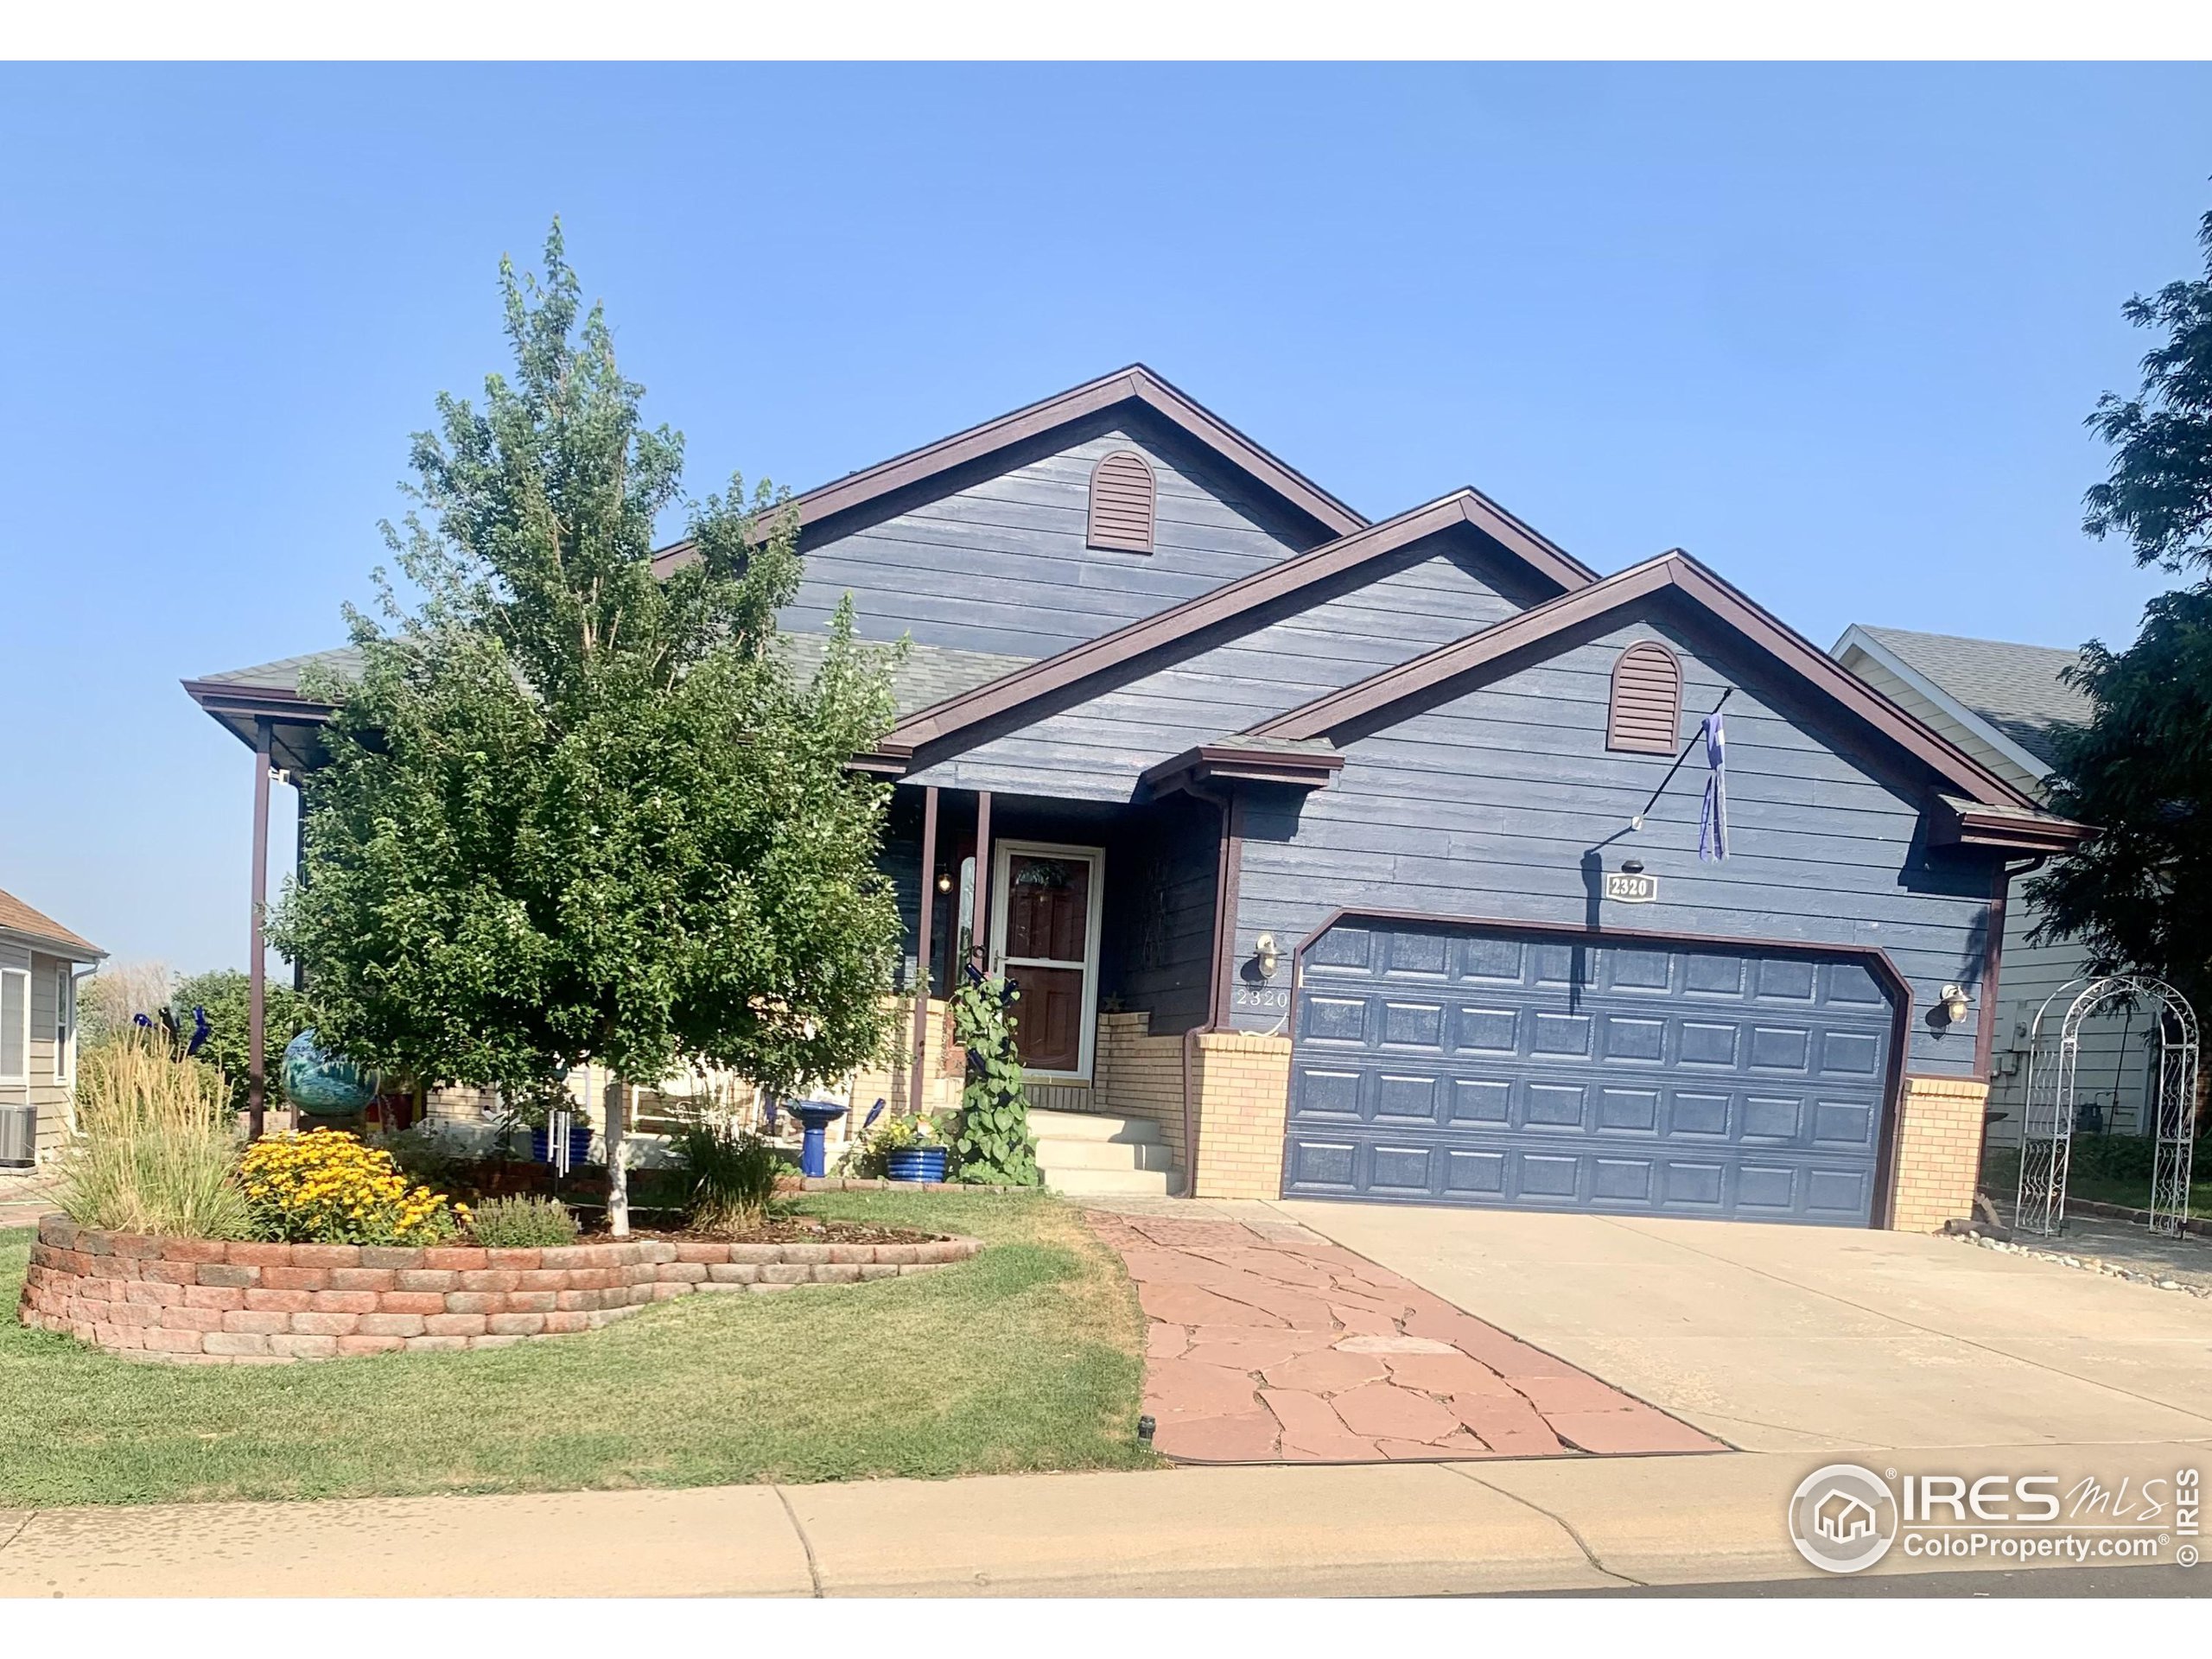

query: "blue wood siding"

left=1234, top=611, right=2004, bottom=1077
left=780, top=417, right=1321, bottom=660
left=908, top=536, right=1539, bottom=801
left=1101, top=796, right=1220, bottom=1036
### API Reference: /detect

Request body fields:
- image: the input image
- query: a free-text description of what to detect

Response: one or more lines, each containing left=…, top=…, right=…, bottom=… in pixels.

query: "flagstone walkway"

left=1085, top=1208, right=1726, bottom=1465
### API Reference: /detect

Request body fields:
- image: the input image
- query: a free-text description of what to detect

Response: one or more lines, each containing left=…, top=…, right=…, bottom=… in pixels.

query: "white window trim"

left=54, top=963, right=77, bottom=1088
left=988, top=839, right=1106, bottom=1084
left=0, top=967, right=29, bottom=1087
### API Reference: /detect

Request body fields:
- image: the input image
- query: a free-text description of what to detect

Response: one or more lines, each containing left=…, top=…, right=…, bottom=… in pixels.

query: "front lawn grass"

left=0, top=1189, right=1154, bottom=1509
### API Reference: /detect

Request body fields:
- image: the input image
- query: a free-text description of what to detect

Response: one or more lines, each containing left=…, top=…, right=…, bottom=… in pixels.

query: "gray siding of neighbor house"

left=907, top=534, right=1551, bottom=802
left=1834, top=646, right=2147, bottom=1138
left=779, top=416, right=1325, bottom=661
left=1233, top=608, right=2007, bottom=1079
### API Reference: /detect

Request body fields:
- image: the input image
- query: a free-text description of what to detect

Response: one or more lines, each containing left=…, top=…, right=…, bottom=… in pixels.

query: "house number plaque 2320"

left=1603, top=872, right=1660, bottom=904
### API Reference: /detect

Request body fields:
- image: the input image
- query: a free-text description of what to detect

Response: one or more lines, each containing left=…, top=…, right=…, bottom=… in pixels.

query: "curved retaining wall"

left=17, top=1215, right=982, bottom=1364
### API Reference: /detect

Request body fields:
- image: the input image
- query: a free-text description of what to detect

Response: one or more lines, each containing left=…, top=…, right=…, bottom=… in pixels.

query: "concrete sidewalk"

left=4, top=1439, right=2206, bottom=1597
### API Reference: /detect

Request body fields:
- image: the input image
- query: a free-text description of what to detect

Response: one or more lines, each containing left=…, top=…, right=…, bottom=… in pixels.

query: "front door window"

left=990, top=842, right=1103, bottom=1080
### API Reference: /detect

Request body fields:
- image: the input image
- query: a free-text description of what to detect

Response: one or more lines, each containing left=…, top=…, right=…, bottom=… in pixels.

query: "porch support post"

left=910, top=785, right=939, bottom=1113
left=247, top=716, right=272, bottom=1141
left=1205, top=786, right=1243, bottom=1031
left=969, top=789, right=992, bottom=976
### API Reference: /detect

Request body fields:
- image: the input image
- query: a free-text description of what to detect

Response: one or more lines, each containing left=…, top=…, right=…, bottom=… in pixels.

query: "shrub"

left=240, top=1128, right=465, bottom=1245
left=467, top=1193, right=580, bottom=1248
left=61, top=1029, right=250, bottom=1238
left=671, top=1117, right=782, bottom=1236
left=168, top=969, right=312, bottom=1116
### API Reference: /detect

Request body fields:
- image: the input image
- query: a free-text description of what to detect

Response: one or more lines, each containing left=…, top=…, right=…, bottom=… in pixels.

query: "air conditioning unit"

left=0, top=1103, right=35, bottom=1169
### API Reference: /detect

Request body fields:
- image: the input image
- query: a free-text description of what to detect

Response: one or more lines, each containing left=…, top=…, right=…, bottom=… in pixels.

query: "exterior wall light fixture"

left=1939, top=983, right=1972, bottom=1025
left=1255, top=933, right=1281, bottom=980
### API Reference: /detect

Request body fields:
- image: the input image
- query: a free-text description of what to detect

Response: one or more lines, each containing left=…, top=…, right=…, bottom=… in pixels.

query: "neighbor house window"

left=0, top=969, right=26, bottom=1086
left=1086, top=450, right=1157, bottom=553
left=54, top=966, right=76, bottom=1087
left=1606, top=640, right=1684, bottom=754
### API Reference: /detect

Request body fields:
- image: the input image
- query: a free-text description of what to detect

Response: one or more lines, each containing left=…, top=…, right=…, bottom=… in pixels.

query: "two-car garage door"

left=1281, top=920, right=1899, bottom=1227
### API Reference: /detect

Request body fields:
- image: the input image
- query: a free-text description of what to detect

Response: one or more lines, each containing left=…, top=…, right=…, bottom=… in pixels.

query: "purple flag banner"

left=1698, top=710, right=1729, bottom=861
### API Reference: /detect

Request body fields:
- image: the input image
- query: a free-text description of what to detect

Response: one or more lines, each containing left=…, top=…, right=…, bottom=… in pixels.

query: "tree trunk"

left=606, top=1078, right=631, bottom=1238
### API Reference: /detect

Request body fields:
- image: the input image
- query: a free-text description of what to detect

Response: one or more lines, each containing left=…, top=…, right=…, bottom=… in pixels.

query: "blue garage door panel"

left=1283, top=923, right=1897, bottom=1227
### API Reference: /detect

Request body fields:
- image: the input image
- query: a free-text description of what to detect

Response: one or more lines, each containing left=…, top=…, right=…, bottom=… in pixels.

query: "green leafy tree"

left=270, top=223, right=905, bottom=1234
left=170, top=969, right=311, bottom=1116
left=949, top=976, right=1039, bottom=1185
left=2030, top=200, right=2212, bottom=1019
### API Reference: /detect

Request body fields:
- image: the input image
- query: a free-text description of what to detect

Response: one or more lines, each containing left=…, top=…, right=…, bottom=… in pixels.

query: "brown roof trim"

left=1250, top=551, right=2056, bottom=815
left=181, top=678, right=339, bottom=728
left=880, top=489, right=1599, bottom=756
left=1929, top=798, right=2094, bottom=855
left=1141, top=742, right=1344, bottom=797
left=649, top=364, right=1368, bottom=577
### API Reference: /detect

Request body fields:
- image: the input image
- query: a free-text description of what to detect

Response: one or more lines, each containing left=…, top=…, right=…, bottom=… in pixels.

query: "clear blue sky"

left=3, top=62, right=2209, bottom=976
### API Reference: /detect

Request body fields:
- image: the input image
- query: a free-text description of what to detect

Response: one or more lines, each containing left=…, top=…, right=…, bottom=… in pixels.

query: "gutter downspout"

left=1974, top=853, right=2047, bottom=1205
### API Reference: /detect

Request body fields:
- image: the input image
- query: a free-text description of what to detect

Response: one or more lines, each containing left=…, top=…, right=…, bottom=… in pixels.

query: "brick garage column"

left=1887, top=1074, right=1989, bottom=1232
left=1189, top=1031, right=1293, bottom=1201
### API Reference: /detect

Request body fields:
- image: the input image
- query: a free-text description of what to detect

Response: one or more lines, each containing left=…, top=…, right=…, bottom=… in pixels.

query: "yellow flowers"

left=240, top=1128, right=461, bottom=1245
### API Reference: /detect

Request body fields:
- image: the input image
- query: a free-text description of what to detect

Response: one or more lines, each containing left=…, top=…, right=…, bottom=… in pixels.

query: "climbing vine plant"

left=950, top=975, right=1039, bottom=1186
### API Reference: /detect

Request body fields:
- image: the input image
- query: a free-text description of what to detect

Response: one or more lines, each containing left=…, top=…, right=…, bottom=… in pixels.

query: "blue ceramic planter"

left=887, top=1147, right=949, bottom=1184
left=530, top=1123, right=595, bottom=1169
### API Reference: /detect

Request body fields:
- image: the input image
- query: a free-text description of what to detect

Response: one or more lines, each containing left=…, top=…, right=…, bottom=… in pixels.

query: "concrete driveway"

left=1268, top=1202, right=2212, bottom=1456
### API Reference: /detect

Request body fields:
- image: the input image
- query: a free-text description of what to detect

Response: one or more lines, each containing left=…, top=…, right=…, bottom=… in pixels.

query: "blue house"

left=188, top=367, right=2083, bottom=1230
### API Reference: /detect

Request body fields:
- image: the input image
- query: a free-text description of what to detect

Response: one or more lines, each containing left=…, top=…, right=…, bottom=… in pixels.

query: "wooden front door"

left=988, top=841, right=1104, bottom=1081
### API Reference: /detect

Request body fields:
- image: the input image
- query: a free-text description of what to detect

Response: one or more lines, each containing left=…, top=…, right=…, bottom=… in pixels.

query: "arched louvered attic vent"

left=1087, top=450, right=1157, bottom=553
left=1607, top=641, right=1684, bottom=754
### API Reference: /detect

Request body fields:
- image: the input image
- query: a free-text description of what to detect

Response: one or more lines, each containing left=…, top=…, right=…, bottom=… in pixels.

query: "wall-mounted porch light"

left=1939, top=983, right=1972, bottom=1026
left=935, top=868, right=954, bottom=894
left=1255, top=933, right=1281, bottom=980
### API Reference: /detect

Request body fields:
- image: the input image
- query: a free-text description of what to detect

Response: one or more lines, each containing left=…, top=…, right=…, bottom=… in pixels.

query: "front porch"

left=881, top=785, right=1233, bottom=1197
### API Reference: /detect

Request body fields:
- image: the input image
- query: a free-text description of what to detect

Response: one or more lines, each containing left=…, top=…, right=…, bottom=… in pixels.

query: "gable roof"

left=867, top=487, right=1600, bottom=767
left=1833, top=624, right=2090, bottom=779
left=0, top=886, right=104, bottom=961
left=1248, top=550, right=2083, bottom=841
left=650, top=364, right=1368, bottom=577
left=183, top=637, right=1038, bottom=765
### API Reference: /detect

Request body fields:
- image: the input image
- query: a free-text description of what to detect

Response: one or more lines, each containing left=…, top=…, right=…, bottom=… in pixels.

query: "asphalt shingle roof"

left=194, top=636, right=1033, bottom=723
left=1858, top=626, right=2094, bottom=771
left=0, top=886, right=103, bottom=959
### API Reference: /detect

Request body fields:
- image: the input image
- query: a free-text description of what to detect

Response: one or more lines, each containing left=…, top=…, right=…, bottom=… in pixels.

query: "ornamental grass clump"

left=466, top=1193, right=581, bottom=1248
left=61, top=1028, right=250, bottom=1239
left=671, top=1117, right=783, bottom=1236
left=240, top=1128, right=465, bottom=1245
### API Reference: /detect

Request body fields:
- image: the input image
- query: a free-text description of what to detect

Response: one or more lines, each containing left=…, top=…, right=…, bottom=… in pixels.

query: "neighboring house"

left=0, top=886, right=104, bottom=1166
left=185, top=366, right=2082, bottom=1231
left=1830, top=626, right=2133, bottom=1147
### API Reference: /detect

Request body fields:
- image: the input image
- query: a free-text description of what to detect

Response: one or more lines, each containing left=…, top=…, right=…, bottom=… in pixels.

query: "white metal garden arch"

left=2016, top=976, right=2198, bottom=1239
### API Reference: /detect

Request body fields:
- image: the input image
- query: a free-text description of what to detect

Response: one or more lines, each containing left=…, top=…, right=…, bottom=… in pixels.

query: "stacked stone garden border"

left=17, top=1216, right=983, bottom=1364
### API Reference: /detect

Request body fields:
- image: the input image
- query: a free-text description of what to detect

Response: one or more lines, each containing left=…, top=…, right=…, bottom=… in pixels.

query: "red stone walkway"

left=1087, top=1210, right=1726, bottom=1465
